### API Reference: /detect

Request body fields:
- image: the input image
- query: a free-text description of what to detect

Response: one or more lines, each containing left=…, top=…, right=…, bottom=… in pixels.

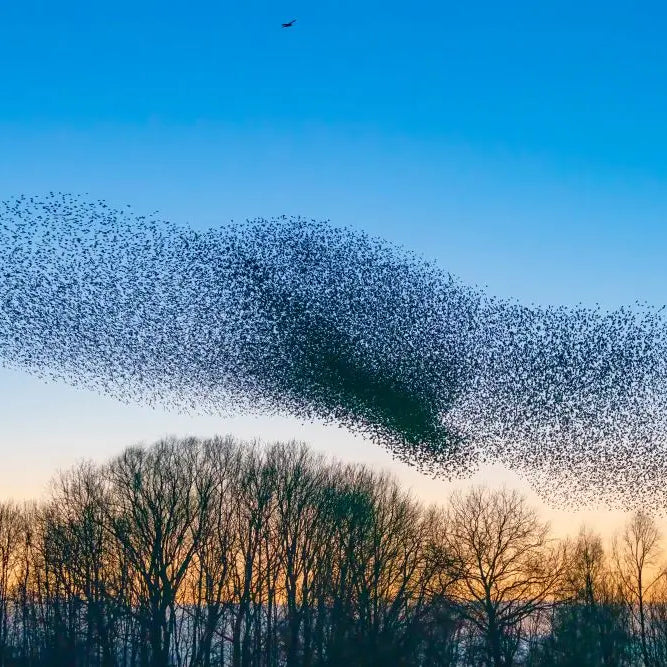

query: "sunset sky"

left=2, top=1, right=667, bottom=537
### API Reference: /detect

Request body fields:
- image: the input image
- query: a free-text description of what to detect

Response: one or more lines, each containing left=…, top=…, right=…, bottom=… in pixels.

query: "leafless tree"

left=0, top=502, right=22, bottom=664
left=103, top=437, right=215, bottom=667
left=614, top=510, right=665, bottom=667
left=445, top=487, right=566, bottom=667
left=4, top=437, right=667, bottom=666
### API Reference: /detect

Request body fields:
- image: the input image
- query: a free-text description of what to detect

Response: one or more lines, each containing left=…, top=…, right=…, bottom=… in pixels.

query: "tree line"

left=0, top=436, right=665, bottom=666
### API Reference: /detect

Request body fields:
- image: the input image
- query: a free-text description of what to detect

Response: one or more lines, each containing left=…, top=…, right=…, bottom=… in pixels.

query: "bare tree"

left=46, top=461, right=127, bottom=666
left=532, top=527, right=633, bottom=666
left=567, top=527, right=606, bottom=606
left=227, top=443, right=276, bottom=667
left=187, top=436, right=243, bottom=667
left=446, top=487, right=566, bottom=667
left=268, top=442, right=325, bottom=667
left=104, top=437, right=215, bottom=667
left=7, top=436, right=667, bottom=666
left=614, top=510, right=664, bottom=667
left=0, top=502, right=22, bottom=665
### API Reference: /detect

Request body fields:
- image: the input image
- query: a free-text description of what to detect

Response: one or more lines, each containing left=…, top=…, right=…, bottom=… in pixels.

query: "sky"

left=1, top=1, right=667, bottom=537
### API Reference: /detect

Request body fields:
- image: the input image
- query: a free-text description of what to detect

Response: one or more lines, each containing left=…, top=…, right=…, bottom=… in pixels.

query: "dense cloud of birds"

left=1, top=194, right=666, bottom=508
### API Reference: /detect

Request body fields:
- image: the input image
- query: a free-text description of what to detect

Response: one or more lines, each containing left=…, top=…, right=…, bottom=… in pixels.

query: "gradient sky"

left=2, top=1, right=667, bottom=537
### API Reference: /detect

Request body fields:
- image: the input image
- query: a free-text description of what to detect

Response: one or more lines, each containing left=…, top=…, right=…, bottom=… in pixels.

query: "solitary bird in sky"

left=281, top=19, right=296, bottom=28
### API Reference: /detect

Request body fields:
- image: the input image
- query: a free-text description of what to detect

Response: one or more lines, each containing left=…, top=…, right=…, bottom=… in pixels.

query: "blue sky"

left=1, top=1, right=666, bottom=523
left=2, top=1, right=667, bottom=306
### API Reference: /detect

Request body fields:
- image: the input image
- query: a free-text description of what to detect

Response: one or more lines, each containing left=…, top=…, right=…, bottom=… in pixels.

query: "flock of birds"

left=1, top=193, right=667, bottom=509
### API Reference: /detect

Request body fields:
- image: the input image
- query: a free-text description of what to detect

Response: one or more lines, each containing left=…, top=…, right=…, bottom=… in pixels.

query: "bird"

left=2, top=192, right=667, bottom=511
left=281, top=19, right=296, bottom=28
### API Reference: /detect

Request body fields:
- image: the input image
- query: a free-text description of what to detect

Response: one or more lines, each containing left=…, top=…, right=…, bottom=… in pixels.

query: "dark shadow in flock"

left=1, top=194, right=666, bottom=508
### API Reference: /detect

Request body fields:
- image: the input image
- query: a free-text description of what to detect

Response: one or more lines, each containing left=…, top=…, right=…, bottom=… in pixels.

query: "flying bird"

left=3, top=193, right=667, bottom=511
left=281, top=19, right=296, bottom=28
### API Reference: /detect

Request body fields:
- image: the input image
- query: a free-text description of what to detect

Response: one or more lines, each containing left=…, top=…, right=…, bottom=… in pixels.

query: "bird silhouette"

left=281, top=19, right=296, bottom=28
left=2, top=192, right=667, bottom=510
